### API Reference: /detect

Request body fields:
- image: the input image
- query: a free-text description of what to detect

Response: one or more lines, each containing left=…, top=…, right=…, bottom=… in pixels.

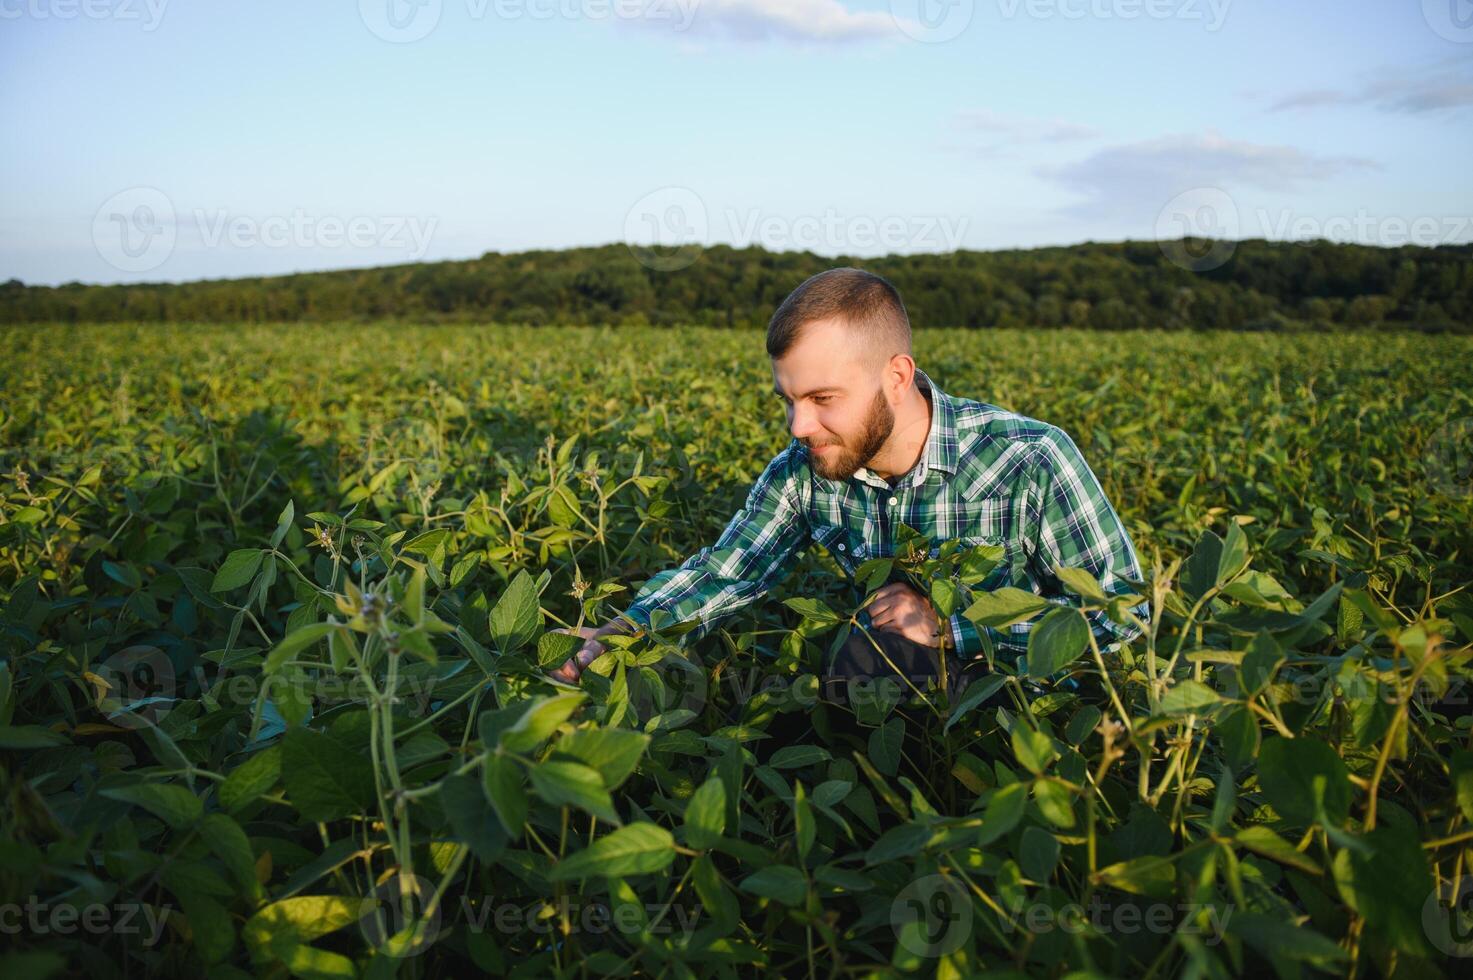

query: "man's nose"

left=788, top=403, right=821, bottom=440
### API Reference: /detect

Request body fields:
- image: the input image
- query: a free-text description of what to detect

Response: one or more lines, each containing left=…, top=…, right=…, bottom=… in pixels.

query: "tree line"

left=3, top=238, right=1470, bottom=331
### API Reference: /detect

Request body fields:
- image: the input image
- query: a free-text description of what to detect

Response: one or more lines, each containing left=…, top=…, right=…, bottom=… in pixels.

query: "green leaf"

left=499, top=692, right=586, bottom=753
left=263, top=622, right=335, bottom=675
left=270, top=499, right=295, bottom=550
left=783, top=597, right=841, bottom=628
left=793, top=781, right=815, bottom=862
left=944, top=674, right=1008, bottom=732
left=684, top=776, right=726, bottom=850
left=1227, top=913, right=1349, bottom=965
left=536, top=630, right=582, bottom=669
left=102, top=560, right=142, bottom=590
left=1011, top=726, right=1057, bottom=775
left=855, top=557, right=893, bottom=592
left=739, top=865, right=807, bottom=905
left=440, top=774, right=508, bottom=861
left=865, top=823, right=932, bottom=865
left=552, top=728, right=649, bottom=789
left=212, top=549, right=264, bottom=592
left=957, top=543, right=1004, bottom=585
left=175, top=889, right=234, bottom=964
left=528, top=760, right=619, bottom=823
left=1181, top=530, right=1224, bottom=601
left=402, top=528, right=451, bottom=563
left=100, top=782, right=202, bottom=830
left=977, top=782, right=1028, bottom=845
left=200, top=812, right=262, bottom=899
left=1032, top=779, right=1075, bottom=829
left=1258, top=736, right=1351, bottom=826
left=1451, top=750, right=1473, bottom=823
left=1216, top=706, right=1260, bottom=771
left=549, top=822, right=675, bottom=881
left=280, top=727, right=374, bottom=822
left=1019, top=826, right=1060, bottom=881
left=489, top=570, right=541, bottom=653
left=271, top=666, right=312, bottom=729
left=1238, top=630, right=1284, bottom=695
left=404, top=565, right=425, bottom=625
left=1065, top=705, right=1102, bottom=744
left=963, top=587, right=1050, bottom=628
left=0, top=725, right=68, bottom=749
left=1234, top=825, right=1320, bottom=875
left=768, top=744, right=831, bottom=770
left=928, top=577, right=959, bottom=618
left=1210, top=767, right=1236, bottom=833
left=482, top=755, right=527, bottom=837
left=1330, top=824, right=1433, bottom=955
left=1159, top=678, right=1221, bottom=714
left=1094, top=855, right=1177, bottom=899
left=690, top=855, right=739, bottom=933
left=1026, top=606, right=1090, bottom=678
left=242, top=895, right=367, bottom=962
left=868, top=718, right=904, bottom=777
left=477, top=701, right=534, bottom=747
left=1217, top=521, right=1249, bottom=584
left=1054, top=565, right=1107, bottom=602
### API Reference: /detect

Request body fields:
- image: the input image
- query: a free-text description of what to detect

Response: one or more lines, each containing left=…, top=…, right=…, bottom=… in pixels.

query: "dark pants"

left=820, top=626, right=975, bottom=716
left=754, top=626, right=997, bottom=760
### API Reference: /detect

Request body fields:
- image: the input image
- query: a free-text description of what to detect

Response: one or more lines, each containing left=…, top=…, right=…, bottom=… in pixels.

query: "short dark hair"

left=766, top=267, right=911, bottom=363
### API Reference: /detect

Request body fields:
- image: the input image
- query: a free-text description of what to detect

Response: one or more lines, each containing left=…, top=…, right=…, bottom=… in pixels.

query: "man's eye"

left=813, top=396, right=831, bottom=405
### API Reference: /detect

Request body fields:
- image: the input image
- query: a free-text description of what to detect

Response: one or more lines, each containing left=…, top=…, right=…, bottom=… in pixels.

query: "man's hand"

left=548, top=620, right=634, bottom=684
left=866, top=582, right=943, bottom=647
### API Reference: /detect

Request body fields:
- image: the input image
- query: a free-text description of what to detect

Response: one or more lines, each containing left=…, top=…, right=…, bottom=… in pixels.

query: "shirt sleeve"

left=954, top=425, right=1149, bottom=660
left=620, top=443, right=811, bottom=643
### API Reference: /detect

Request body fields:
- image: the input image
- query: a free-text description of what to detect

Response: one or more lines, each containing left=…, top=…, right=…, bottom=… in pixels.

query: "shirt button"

left=888, top=496, right=898, bottom=507
left=837, top=543, right=846, bottom=552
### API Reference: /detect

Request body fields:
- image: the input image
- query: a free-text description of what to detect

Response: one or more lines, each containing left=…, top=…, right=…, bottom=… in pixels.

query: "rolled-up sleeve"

left=622, top=443, right=811, bottom=642
left=1025, top=426, right=1148, bottom=652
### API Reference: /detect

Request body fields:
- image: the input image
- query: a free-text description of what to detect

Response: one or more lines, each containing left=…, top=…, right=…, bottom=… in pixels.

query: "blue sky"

left=2, top=0, right=1470, bottom=285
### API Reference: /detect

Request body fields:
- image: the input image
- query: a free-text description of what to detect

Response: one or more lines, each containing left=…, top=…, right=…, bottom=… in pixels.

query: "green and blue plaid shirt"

left=622, top=369, right=1148, bottom=659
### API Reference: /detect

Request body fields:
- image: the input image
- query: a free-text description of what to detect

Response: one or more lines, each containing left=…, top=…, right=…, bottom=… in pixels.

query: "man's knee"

left=820, top=629, right=937, bottom=711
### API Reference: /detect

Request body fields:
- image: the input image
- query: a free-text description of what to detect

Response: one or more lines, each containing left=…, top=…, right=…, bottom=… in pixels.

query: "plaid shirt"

left=621, top=369, right=1148, bottom=660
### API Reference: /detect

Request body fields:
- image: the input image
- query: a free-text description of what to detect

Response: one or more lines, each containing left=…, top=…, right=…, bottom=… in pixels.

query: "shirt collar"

left=817, top=367, right=959, bottom=492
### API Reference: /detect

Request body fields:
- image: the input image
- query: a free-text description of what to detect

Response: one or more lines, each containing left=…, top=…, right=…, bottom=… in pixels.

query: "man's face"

left=771, top=318, right=895, bottom=481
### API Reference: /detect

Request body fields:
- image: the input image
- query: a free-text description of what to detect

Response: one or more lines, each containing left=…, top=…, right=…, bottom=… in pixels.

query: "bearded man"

left=552, top=267, right=1147, bottom=722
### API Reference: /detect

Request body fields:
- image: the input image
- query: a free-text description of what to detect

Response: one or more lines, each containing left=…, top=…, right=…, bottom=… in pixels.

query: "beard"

left=804, top=388, right=895, bottom=481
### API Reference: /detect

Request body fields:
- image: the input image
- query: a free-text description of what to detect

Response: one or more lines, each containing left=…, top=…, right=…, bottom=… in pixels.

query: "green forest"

left=4, top=238, right=1471, bottom=331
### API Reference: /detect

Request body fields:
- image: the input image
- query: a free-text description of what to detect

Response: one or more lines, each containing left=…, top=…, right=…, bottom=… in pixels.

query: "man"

left=551, top=268, right=1147, bottom=715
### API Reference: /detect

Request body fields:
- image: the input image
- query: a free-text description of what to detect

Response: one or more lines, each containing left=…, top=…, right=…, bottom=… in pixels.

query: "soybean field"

left=1, top=322, right=1472, bottom=979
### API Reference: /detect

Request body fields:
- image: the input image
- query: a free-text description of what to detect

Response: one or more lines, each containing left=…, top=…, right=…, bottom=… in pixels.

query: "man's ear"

left=885, top=353, right=916, bottom=402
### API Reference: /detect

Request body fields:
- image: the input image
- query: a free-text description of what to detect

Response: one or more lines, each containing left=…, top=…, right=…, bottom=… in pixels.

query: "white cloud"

left=1268, top=58, right=1473, bottom=115
left=1035, top=129, right=1379, bottom=222
left=627, top=0, right=900, bottom=44
left=954, top=108, right=1102, bottom=143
